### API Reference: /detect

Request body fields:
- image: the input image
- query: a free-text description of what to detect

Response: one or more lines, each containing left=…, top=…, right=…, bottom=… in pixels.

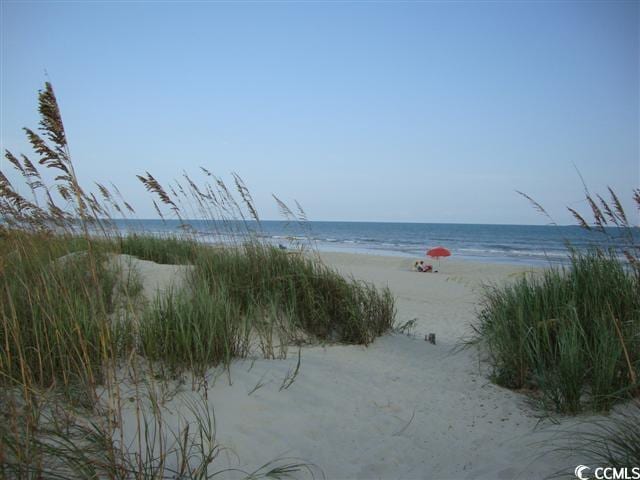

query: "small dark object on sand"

left=278, top=243, right=287, bottom=250
left=425, top=333, right=436, bottom=344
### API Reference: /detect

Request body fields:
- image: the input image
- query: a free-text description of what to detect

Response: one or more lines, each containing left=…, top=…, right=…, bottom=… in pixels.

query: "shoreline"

left=310, top=242, right=563, bottom=267
left=107, top=219, right=629, bottom=268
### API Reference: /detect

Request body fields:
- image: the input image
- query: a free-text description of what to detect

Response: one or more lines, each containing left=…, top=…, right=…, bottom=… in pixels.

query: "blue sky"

left=1, top=1, right=638, bottom=224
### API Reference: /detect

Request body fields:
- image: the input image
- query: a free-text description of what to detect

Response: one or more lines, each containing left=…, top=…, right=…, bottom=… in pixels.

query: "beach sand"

left=119, top=251, right=592, bottom=479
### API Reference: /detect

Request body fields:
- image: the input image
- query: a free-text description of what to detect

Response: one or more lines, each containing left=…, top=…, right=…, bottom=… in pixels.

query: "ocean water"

left=111, top=219, right=637, bottom=266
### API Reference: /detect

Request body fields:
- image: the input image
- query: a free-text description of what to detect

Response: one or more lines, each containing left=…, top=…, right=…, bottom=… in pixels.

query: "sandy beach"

left=4, top=3, right=637, bottom=477
left=114, top=251, right=594, bottom=479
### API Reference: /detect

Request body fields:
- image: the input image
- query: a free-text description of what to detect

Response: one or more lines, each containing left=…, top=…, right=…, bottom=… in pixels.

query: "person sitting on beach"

left=416, top=261, right=433, bottom=273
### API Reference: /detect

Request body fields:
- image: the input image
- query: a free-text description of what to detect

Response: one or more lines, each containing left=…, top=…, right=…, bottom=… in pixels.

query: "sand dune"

left=118, top=252, right=594, bottom=479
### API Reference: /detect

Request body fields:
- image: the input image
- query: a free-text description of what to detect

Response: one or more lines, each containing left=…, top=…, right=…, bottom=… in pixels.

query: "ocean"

left=111, top=219, right=637, bottom=266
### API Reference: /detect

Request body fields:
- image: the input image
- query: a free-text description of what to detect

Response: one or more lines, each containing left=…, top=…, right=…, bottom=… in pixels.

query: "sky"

left=1, top=1, right=638, bottom=225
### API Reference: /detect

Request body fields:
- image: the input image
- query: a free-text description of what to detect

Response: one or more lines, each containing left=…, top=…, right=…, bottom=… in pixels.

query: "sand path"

left=113, top=252, right=600, bottom=479
left=167, top=252, right=585, bottom=479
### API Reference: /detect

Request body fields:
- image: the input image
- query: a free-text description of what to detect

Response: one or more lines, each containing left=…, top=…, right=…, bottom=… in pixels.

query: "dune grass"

left=193, top=242, right=394, bottom=344
left=139, top=240, right=395, bottom=375
left=475, top=183, right=640, bottom=415
left=1, top=81, right=393, bottom=477
left=477, top=189, right=640, bottom=469
left=0, top=232, right=129, bottom=402
left=0, top=229, right=391, bottom=476
left=475, top=249, right=639, bottom=413
left=118, top=233, right=199, bottom=265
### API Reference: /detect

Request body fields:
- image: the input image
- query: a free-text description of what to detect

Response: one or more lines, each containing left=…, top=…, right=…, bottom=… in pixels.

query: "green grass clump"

left=474, top=249, right=640, bottom=413
left=194, top=243, right=395, bottom=344
left=140, top=242, right=396, bottom=373
left=0, top=233, right=145, bottom=399
left=140, top=285, right=250, bottom=375
left=0, top=234, right=130, bottom=400
left=118, top=233, right=199, bottom=264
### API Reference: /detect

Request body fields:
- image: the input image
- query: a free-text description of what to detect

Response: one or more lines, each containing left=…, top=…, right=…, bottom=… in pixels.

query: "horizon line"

left=108, top=218, right=629, bottom=228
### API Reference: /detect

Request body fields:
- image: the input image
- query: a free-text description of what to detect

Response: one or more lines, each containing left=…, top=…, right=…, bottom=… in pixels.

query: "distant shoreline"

left=107, top=219, right=633, bottom=267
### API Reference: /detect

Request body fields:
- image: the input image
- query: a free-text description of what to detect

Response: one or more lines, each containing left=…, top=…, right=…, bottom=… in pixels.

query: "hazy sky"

left=1, top=1, right=638, bottom=225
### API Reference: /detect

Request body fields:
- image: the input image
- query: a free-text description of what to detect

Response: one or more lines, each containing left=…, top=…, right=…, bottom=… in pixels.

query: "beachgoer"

left=416, top=261, right=433, bottom=273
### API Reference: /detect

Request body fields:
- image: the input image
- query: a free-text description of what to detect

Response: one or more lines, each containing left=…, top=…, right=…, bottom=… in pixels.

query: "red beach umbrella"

left=426, top=246, right=451, bottom=269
